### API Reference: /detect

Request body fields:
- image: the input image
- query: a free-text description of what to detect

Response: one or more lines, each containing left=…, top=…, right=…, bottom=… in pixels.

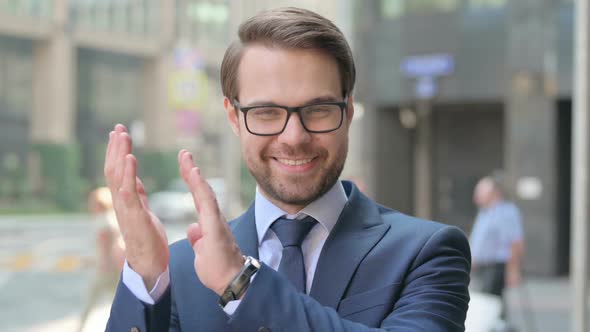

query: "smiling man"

left=104, top=7, right=471, bottom=332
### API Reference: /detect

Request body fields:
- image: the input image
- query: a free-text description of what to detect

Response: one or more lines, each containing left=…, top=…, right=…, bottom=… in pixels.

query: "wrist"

left=218, top=256, right=260, bottom=307
left=215, top=256, right=246, bottom=296
left=127, top=260, right=166, bottom=291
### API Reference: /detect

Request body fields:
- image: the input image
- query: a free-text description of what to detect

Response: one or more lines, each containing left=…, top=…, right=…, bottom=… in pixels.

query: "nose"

left=277, top=113, right=312, bottom=145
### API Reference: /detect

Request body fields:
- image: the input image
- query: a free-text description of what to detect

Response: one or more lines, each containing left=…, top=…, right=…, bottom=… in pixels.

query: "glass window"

left=3, top=50, right=32, bottom=115
left=145, top=0, right=158, bottom=34
left=89, top=58, right=140, bottom=125
left=381, top=0, right=404, bottom=19
left=405, top=0, right=458, bottom=13
left=381, top=0, right=459, bottom=19
left=468, top=0, right=507, bottom=10
left=129, top=0, right=147, bottom=34
left=0, top=52, right=4, bottom=104
left=182, top=0, right=229, bottom=44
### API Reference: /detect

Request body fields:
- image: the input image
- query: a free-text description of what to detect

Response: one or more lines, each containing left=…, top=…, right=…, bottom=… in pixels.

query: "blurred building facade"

left=353, top=0, right=576, bottom=276
left=0, top=0, right=352, bottom=216
left=0, top=0, right=579, bottom=276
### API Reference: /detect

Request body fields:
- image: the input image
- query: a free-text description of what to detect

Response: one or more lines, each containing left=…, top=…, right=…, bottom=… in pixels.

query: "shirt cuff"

left=223, top=300, right=241, bottom=315
left=122, top=260, right=170, bottom=304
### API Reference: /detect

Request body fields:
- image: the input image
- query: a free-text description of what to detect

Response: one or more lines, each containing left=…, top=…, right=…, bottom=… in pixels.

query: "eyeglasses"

left=233, top=98, right=348, bottom=136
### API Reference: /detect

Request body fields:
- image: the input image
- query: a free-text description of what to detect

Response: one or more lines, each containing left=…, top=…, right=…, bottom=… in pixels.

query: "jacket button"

left=130, top=328, right=140, bottom=332
left=257, top=327, right=271, bottom=332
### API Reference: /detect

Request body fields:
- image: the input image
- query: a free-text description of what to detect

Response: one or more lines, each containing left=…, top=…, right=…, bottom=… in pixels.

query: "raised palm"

left=104, top=125, right=169, bottom=289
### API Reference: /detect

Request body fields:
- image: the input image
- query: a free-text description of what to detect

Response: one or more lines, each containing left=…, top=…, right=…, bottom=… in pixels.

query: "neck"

left=485, top=197, right=502, bottom=208
left=257, top=188, right=307, bottom=215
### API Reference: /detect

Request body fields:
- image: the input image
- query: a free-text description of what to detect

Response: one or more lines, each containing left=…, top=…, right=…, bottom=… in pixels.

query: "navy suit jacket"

left=106, top=181, right=471, bottom=331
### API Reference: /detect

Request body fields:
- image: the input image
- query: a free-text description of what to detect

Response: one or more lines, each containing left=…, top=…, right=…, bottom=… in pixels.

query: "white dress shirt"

left=122, top=180, right=348, bottom=314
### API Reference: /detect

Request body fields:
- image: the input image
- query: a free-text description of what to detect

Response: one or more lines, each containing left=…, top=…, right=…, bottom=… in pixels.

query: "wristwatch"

left=218, top=255, right=260, bottom=307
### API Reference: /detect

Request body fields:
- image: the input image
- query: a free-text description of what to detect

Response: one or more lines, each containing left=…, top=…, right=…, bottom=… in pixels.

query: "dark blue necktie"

left=270, top=216, right=317, bottom=293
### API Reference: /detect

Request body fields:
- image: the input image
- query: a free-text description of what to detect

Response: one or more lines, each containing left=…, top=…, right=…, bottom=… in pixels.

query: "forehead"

left=236, top=45, right=342, bottom=105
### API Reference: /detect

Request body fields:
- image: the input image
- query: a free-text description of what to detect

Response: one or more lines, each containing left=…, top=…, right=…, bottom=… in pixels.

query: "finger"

left=104, top=131, right=116, bottom=189
left=184, top=166, right=201, bottom=213
left=105, top=131, right=115, bottom=162
left=188, top=167, right=221, bottom=223
left=114, top=132, right=133, bottom=189
left=105, top=125, right=126, bottom=191
left=178, top=150, right=195, bottom=185
left=115, top=123, right=127, bottom=133
left=177, top=149, right=188, bottom=166
left=136, top=177, right=150, bottom=210
left=110, top=125, right=127, bottom=169
left=119, top=154, right=142, bottom=210
left=187, top=222, right=203, bottom=247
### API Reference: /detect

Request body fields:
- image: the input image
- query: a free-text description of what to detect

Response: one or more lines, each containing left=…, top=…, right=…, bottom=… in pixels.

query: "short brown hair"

left=220, top=7, right=356, bottom=101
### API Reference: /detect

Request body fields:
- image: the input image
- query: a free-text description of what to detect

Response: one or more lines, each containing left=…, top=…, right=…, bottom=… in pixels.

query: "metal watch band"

left=218, top=255, right=260, bottom=307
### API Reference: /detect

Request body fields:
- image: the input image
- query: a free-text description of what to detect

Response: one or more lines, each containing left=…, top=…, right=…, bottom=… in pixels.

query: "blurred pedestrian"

left=470, top=173, right=525, bottom=326
left=77, top=187, right=125, bottom=332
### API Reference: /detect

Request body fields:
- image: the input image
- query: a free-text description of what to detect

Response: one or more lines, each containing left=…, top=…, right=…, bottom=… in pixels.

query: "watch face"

left=226, top=290, right=237, bottom=302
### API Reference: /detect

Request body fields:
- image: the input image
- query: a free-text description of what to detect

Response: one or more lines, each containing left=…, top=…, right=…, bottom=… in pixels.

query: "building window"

left=0, top=0, right=52, bottom=18
left=70, top=0, right=158, bottom=36
left=405, top=0, right=458, bottom=13
left=380, top=0, right=459, bottom=19
left=179, top=0, right=229, bottom=47
left=468, top=0, right=507, bottom=10
left=381, top=0, right=404, bottom=19
left=0, top=49, right=32, bottom=116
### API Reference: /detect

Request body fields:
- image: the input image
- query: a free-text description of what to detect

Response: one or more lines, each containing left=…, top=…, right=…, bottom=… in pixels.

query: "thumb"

left=187, top=223, right=202, bottom=247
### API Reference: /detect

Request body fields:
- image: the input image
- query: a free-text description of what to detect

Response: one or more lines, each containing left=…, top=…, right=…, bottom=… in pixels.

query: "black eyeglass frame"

left=232, top=97, right=348, bottom=136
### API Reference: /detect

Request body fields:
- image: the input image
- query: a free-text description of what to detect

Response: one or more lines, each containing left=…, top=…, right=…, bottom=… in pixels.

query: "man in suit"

left=104, top=7, right=471, bottom=332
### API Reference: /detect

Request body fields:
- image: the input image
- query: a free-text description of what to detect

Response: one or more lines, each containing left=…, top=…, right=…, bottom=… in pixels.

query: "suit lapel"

left=309, top=182, right=390, bottom=309
left=230, top=203, right=259, bottom=260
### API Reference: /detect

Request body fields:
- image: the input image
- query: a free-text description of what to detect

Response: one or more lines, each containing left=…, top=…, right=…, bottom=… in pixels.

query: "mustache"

left=263, top=144, right=326, bottom=158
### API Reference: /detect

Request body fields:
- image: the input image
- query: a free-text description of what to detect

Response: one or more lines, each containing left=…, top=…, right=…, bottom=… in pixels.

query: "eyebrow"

left=242, top=95, right=343, bottom=107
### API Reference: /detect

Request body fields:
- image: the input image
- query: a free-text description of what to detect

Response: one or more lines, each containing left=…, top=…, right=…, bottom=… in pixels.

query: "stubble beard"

left=247, top=145, right=348, bottom=207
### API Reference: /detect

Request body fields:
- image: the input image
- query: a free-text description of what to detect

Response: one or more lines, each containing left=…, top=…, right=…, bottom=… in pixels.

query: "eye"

left=249, top=107, right=285, bottom=120
left=302, top=105, right=339, bottom=118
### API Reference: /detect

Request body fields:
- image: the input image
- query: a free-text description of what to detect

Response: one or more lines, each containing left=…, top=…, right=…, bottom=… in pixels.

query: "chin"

left=268, top=173, right=337, bottom=206
left=271, top=190, right=320, bottom=207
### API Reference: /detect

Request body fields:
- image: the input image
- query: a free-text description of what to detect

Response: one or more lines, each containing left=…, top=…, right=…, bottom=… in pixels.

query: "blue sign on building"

left=401, top=54, right=454, bottom=78
left=415, top=76, right=437, bottom=99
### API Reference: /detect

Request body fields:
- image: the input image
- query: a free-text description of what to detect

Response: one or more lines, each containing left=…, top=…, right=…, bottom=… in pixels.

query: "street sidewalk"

left=504, top=277, right=586, bottom=332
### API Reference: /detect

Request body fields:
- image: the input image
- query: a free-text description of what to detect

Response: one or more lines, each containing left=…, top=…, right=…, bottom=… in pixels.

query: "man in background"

left=470, top=173, right=525, bottom=319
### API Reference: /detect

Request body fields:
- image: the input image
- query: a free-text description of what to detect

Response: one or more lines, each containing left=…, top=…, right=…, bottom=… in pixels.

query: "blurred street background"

left=0, top=0, right=588, bottom=331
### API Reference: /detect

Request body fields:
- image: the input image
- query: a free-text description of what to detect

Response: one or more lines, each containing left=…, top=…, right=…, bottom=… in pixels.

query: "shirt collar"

left=254, top=180, right=348, bottom=245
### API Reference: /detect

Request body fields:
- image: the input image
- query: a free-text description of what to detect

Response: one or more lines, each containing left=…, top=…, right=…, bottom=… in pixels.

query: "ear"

left=224, top=97, right=240, bottom=136
left=345, top=95, right=355, bottom=128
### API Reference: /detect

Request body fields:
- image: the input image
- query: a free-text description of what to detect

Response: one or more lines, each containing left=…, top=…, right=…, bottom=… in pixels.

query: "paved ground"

left=0, top=215, right=587, bottom=332
left=0, top=215, right=186, bottom=332
left=504, top=278, right=575, bottom=332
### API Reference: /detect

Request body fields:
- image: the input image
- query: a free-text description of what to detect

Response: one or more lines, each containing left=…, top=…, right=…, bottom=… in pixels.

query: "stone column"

left=505, top=1, right=559, bottom=275
left=140, top=53, right=178, bottom=192
left=138, top=0, right=179, bottom=192
left=352, top=0, right=379, bottom=199
left=31, top=0, right=74, bottom=145
left=30, top=0, right=81, bottom=210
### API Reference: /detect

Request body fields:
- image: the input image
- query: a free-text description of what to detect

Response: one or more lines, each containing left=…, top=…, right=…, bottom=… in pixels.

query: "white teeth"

left=277, top=158, right=313, bottom=166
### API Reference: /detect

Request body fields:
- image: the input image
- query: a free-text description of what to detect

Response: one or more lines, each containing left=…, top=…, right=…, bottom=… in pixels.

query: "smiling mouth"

left=275, top=158, right=314, bottom=166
